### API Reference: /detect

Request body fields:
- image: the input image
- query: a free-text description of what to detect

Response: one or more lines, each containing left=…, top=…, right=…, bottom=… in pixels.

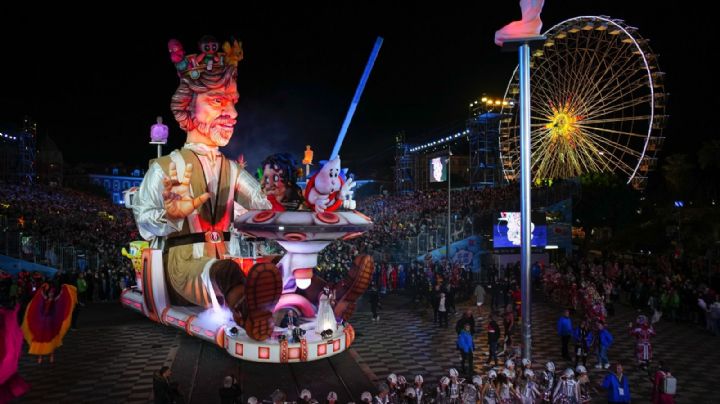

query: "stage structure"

left=0, top=117, right=37, bottom=185
left=468, top=97, right=514, bottom=188
left=393, top=95, right=513, bottom=193
left=394, top=133, right=413, bottom=194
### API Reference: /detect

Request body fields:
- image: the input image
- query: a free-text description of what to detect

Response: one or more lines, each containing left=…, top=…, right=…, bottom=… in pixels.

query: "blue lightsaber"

left=330, top=36, right=384, bottom=160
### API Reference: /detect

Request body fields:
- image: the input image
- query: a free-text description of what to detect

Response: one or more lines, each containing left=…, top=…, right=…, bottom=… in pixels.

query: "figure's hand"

left=314, top=197, right=330, bottom=213
left=340, top=177, right=356, bottom=201
left=342, top=200, right=356, bottom=210
left=162, top=162, right=210, bottom=220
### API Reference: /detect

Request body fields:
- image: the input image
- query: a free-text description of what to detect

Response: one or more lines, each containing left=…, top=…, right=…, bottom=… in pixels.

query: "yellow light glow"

left=545, top=104, right=582, bottom=146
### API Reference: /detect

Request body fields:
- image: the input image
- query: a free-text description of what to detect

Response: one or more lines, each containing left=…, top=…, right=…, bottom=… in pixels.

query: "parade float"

left=120, top=35, right=381, bottom=363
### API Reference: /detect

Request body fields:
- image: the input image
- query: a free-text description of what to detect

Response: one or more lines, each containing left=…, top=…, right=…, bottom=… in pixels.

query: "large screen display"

left=429, top=157, right=448, bottom=183
left=493, top=211, right=547, bottom=248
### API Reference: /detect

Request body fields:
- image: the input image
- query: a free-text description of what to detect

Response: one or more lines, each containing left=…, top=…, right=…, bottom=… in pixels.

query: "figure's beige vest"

left=151, top=149, right=233, bottom=306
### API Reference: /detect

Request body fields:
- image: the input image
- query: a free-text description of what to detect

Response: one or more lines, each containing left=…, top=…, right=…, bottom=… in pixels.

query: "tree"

left=661, top=154, right=696, bottom=198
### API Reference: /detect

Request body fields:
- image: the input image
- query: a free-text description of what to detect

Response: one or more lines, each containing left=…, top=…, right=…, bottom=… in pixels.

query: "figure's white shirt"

left=132, top=144, right=271, bottom=257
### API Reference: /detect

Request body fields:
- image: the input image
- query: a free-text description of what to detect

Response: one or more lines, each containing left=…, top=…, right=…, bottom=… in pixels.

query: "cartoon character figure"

left=260, top=153, right=304, bottom=211
left=222, top=39, right=244, bottom=66
left=122, top=240, right=149, bottom=274
left=494, top=0, right=545, bottom=46
left=196, top=35, right=221, bottom=70
left=302, top=145, right=314, bottom=166
left=150, top=116, right=169, bottom=143
left=168, top=39, right=188, bottom=74
left=303, top=157, right=356, bottom=213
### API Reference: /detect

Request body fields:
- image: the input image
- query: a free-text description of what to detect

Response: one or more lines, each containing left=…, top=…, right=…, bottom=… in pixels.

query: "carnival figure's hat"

left=168, top=35, right=244, bottom=79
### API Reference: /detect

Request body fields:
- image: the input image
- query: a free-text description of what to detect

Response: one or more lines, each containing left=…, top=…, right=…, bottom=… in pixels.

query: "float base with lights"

left=120, top=209, right=372, bottom=362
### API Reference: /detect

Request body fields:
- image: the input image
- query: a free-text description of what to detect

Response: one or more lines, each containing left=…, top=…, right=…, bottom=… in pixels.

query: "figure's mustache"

left=213, top=118, right=237, bottom=127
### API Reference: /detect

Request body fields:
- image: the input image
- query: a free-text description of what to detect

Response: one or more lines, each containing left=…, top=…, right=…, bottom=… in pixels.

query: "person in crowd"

left=628, top=314, right=655, bottom=369
left=575, top=366, right=596, bottom=403
left=455, top=309, right=475, bottom=335
left=153, top=366, right=183, bottom=404
left=22, top=282, right=77, bottom=364
left=218, top=375, right=241, bottom=404
left=375, top=382, right=390, bottom=404
left=552, top=368, right=579, bottom=404
left=651, top=361, right=675, bottom=404
left=593, top=322, right=614, bottom=370
left=369, top=284, right=380, bottom=322
left=474, top=282, right=486, bottom=320
left=557, top=308, right=573, bottom=362
left=434, top=377, right=450, bottom=404
left=573, top=319, right=592, bottom=368
left=438, top=292, right=448, bottom=328
left=502, top=305, right=515, bottom=354
left=516, top=369, right=540, bottom=404
left=412, top=375, right=425, bottom=404
left=601, top=363, right=631, bottom=404
left=487, top=313, right=500, bottom=367
left=481, top=370, right=498, bottom=404
left=298, top=389, right=312, bottom=404
left=538, top=361, right=556, bottom=403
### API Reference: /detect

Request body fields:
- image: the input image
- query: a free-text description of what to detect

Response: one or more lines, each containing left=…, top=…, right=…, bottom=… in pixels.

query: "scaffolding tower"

left=19, top=116, right=37, bottom=184
left=468, top=108, right=505, bottom=189
left=394, top=132, right=414, bottom=194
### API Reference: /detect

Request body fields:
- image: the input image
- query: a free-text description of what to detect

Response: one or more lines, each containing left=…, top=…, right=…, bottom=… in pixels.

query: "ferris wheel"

left=499, top=16, right=667, bottom=190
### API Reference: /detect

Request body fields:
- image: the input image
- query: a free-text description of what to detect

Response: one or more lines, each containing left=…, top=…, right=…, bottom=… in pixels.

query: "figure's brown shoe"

left=242, top=262, right=282, bottom=341
left=333, top=255, right=374, bottom=321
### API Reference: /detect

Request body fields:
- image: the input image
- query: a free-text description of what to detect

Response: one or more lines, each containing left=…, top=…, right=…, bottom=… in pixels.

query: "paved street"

left=12, top=289, right=717, bottom=403
left=350, top=290, right=718, bottom=403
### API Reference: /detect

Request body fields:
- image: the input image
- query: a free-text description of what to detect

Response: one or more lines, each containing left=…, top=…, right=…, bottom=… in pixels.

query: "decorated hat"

left=168, top=35, right=243, bottom=80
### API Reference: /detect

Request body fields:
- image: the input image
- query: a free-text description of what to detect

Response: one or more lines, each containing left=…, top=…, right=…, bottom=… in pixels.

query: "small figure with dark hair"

left=261, top=153, right=304, bottom=211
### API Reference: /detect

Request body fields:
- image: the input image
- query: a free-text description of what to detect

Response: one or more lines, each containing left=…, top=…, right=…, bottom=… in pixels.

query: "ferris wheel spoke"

left=580, top=129, right=643, bottom=160
left=579, top=72, right=642, bottom=117
left=573, top=135, right=615, bottom=172
left=576, top=123, right=647, bottom=140
left=532, top=76, right=566, bottom=107
left=531, top=96, right=559, bottom=118
left=574, top=135, right=632, bottom=175
left=580, top=115, right=652, bottom=125
left=574, top=128, right=629, bottom=163
left=582, top=133, right=640, bottom=159
left=580, top=59, right=647, bottom=113
left=584, top=94, right=652, bottom=121
left=576, top=43, right=636, bottom=106
left=575, top=61, right=639, bottom=113
left=584, top=92, right=650, bottom=121
left=582, top=75, right=649, bottom=115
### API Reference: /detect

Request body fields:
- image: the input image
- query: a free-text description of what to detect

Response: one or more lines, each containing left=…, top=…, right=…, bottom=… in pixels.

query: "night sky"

left=0, top=2, right=707, bottom=179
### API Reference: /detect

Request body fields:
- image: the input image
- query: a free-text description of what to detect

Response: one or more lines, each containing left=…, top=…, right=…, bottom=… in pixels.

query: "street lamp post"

left=503, top=36, right=545, bottom=361
left=447, top=149, right=452, bottom=265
